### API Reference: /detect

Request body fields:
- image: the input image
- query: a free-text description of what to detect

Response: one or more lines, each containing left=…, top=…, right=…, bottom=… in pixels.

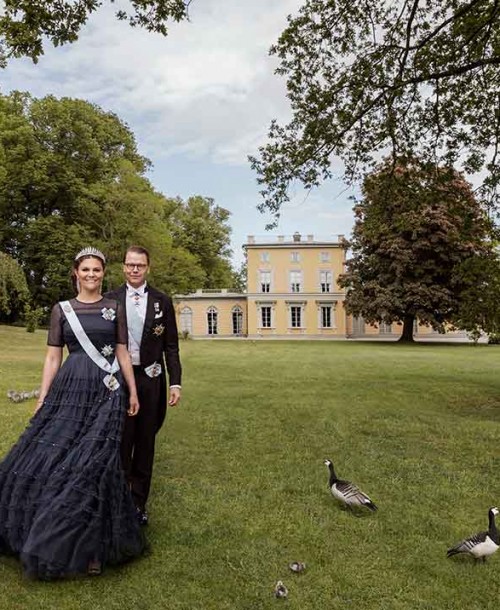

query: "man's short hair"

left=124, top=245, right=150, bottom=265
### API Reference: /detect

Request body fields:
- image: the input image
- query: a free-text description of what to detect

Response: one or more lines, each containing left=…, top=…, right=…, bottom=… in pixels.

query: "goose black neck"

left=489, top=511, right=499, bottom=543
left=328, top=463, right=338, bottom=484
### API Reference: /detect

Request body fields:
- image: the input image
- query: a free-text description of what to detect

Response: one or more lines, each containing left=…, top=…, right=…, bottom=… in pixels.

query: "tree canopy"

left=338, top=157, right=497, bottom=342
left=0, top=92, right=237, bottom=319
left=251, top=0, right=500, bottom=223
left=451, top=251, right=500, bottom=338
left=0, top=251, right=30, bottom=322
left=0, top=0, right=192, bottom=65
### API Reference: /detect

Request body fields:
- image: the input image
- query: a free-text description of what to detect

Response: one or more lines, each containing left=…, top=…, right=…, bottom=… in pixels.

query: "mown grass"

left=0, top=325, right=499, bottom=609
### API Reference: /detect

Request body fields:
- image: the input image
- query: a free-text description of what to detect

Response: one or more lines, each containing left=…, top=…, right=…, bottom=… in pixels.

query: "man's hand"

left=168, top=387, right=181, bottom=406
left=128, top=394, right=140, bottom=416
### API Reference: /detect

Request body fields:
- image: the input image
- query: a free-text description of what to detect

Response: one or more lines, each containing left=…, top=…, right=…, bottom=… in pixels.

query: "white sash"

left=60, top=301, right=120, bottom=391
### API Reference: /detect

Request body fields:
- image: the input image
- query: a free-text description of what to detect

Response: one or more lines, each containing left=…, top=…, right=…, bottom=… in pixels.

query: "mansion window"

left=290, top=305, right=303, bottom=328
left=260, top=271, right=271, bottom=293
left=290, top=270, right=302, bottom=293
left=320, top=270, right=332, bottom=293
left=207, top=307, right=218, bottom=335
left=179, top=306, right=193, bottom=335
left=317, top=301, right=336, bottom=329
left=261, top=306, right=272, bottom=328
left=321, top=305, right=332, bottom=328
left=232, top=306, right=243, bottom=335
left=379, top=321, right=392, bottom=334
left=290, top=251, right=300, bottom=263
left=320, top=251, right=331, bottom=263
left=260, top=251, right=270, bottom=263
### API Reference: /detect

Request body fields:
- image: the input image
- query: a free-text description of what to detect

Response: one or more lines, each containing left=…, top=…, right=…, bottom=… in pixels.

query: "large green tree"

left=0, top=0, right=192, bottom=65
left=0, top=92, right=237, bottom=308
left=0, top=251, right=30, bottom=322
left=451, top=251, right=500, bottom=338
left=251, top=0, right=500, bottom=223
left=166, top=195, right=237, bottom=289
left=338, top=158, right=496, bottom=342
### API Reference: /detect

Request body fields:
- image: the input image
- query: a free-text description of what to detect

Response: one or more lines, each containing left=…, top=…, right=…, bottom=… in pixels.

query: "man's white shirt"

left=126, top=282, right=147, bottom=365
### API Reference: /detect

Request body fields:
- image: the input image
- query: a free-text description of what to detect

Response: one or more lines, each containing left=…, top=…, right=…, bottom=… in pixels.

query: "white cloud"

left=0, top=0, right=356, bottom=263
left=1, top=0, right=302, bottom=168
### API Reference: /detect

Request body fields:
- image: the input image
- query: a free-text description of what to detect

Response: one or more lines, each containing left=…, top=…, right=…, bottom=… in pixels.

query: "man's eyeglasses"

left=124, top=263, right=148, bottom=271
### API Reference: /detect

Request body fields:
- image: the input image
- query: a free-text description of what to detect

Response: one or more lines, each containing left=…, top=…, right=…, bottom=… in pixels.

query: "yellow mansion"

left=173, top=233, right=467, bottom=340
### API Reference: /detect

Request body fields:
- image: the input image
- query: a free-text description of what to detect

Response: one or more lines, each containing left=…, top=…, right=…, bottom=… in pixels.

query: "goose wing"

left=332, top=479, right=378, bottom=510
left=447, top=531, right=488, bottom=557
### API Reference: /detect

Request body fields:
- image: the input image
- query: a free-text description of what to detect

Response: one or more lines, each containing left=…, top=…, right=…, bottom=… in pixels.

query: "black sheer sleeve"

left=47, top=303, right=64, bottom=347
left=116, top=301, right=128, bottom=345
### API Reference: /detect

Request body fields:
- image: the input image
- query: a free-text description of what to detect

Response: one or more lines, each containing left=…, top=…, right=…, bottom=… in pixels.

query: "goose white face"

left=324, top=459, right=332, bottom=467
left=492, top=507, right=499, bottom=516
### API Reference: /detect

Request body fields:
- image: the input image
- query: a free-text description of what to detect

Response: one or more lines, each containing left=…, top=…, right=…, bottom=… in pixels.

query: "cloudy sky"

left=0, top=0, right=356, bottom=266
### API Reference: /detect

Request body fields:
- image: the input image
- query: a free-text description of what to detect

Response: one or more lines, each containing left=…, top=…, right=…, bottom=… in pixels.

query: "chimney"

left=293, top=232, right=301, bottom=242
left=247, top=235, right=255, bottom=244
left=307, top=234, right=314, bottom=242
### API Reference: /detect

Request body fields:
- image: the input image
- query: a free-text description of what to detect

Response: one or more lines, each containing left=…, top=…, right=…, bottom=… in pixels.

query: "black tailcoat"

left=106, top=284, right=181, bottom=430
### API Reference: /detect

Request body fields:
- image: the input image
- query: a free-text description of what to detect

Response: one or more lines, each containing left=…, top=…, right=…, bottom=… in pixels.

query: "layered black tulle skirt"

left=0, top=352, right=146, bottom=579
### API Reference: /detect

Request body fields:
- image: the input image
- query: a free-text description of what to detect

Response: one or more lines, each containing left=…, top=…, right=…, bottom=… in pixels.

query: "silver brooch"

left=101, top=307, right=116, bottom=321
left=154, top=302, right=160, bottom=312
left=101, top=345, right=114, bottom=357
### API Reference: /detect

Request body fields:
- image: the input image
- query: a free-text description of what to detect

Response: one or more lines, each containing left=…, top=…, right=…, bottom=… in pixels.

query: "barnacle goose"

left=274, top=580, right=288, bottom=598
left=324, top=459, right=378, bottom=512
left=447, top=506, right=499, bottom=562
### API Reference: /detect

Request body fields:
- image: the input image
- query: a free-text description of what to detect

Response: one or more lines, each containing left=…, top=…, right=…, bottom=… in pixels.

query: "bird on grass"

left=324, top=459, right=378, bottom=512
left=289, top=561, right=306, bottom=573
left=274, top=581, right=288, bottom=598
left=447, top=507, right=499, bottom=562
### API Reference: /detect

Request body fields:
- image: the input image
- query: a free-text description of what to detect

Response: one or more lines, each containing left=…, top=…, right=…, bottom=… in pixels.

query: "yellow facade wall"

left=175, top=295, right=247, bottom=338
left=245, top=239, right=347, bottom=338
left=246, top=243, right=345, bottom=294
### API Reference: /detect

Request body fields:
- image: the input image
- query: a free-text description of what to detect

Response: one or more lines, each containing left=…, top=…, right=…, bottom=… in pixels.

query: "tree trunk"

left=398, top=314, right=415, bottom=343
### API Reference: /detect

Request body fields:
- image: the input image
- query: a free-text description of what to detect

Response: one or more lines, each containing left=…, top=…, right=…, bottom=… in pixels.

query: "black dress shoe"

left=136, top=507, right=149, bottom=526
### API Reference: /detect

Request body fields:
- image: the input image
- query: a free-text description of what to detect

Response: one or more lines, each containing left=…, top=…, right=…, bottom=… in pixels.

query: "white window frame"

left=320, top=251, right=331, bottom=263
left=256, top=301, right=276, bottom=329
left=316, top=301, right=336, bottom=329
left=289, top=270, right=302, bottom=293
left=379, top=321, right=392, bottom=334
left=260, top=251, right=270, bottom=263
left=179, top=306, right=193, bottom=335
left=286, top=301, right=306, bottom=329
left=290, top=306, right=302, bottom=328
left=319, top=270, right=333, bottom=293
left=260, top=270, right=271, bottom=293
left=207, top=306, right=218, bottom=335
left=232, top=306, right=243, bottom=335
left=290, top=251, right=300, bottom=263
left=320, top=305, right=332, bottom=328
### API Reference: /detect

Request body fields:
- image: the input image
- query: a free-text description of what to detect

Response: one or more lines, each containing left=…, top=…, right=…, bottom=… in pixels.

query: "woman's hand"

left=34, top=397, right=45, bottom=414
left=128, top=394, right=140, bottom=416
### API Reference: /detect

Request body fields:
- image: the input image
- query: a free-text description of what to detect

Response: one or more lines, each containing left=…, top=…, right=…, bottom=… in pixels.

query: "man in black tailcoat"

left=106, top=245, right=181, bottom=525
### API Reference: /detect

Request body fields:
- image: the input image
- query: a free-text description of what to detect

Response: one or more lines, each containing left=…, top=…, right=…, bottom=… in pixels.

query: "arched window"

left=179, top=307, right=193, bottom=335
left=207, top=306, right=218, bottom=335
left=232, top=306, right=243, bottom=335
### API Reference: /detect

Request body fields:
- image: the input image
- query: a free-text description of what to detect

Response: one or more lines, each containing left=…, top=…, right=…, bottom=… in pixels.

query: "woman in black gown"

left=0, top=247, right=146, bottom=579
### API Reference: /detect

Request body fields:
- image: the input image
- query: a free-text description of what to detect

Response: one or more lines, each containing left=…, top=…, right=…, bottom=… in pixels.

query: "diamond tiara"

left=74, top=247, right=106, bottom=263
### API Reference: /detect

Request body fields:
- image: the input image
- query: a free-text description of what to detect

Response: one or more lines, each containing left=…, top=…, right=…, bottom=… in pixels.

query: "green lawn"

left=0, top=325, right=499, bottom=610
